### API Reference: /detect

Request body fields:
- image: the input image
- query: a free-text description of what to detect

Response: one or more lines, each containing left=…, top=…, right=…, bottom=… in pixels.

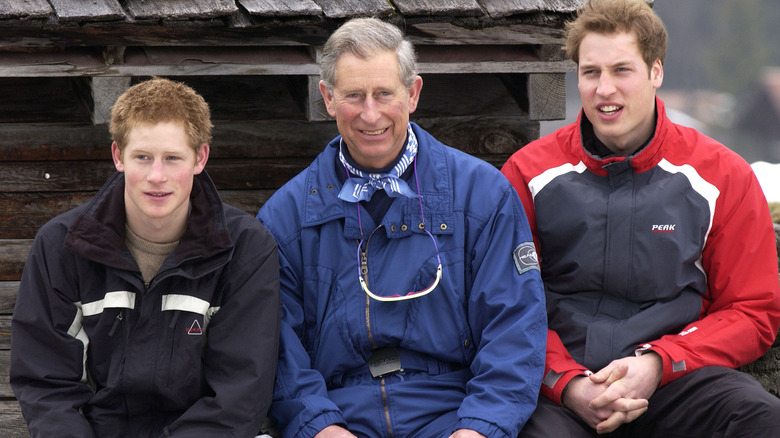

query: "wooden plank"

left=306, top=75, right=329, bottom=121
left=0, top=124, right=111, bottom=161
left=48, top=0, right=125, bottom=22
left=0, top=192, right=95, bottom=240
left=0, top=397, right=27, bottom=438
left=314, top=0, right=394, bottom=18
left=0, top=58, right=572, bottom=77
left=0, top=159, right=311, bottom=193
left=0, top=120, right=337, bottom=161
left=0, top=240, right=29, bottom=282
left=0, top=190, right=274, bottom=240
left=0, top=315, right=8, bottom=350
left=0, top=0, right=51, bottom=19
left=408, top=22, right=568, bottom=46
left=478, top=0, right=582, bottom=18
left=239, top=0, right=322, bottom=16
left=0, top=282, right=19, bottom=314
left=123, top=0, right=238, bottom=19
left=393, top=0, right=483, bottom=16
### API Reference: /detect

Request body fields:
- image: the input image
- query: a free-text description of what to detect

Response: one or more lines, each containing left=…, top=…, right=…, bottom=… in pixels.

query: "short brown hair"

left=564, top=0, right=668, bottom=70
left=109, top=77, right=213, bottom=152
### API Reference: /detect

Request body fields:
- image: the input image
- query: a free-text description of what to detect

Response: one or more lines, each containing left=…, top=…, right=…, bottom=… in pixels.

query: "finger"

left=595, top=411, right=627, bottom=434
left=591, top=363, right=628, bottom=385
left=625, top=405, right=649, bottom=424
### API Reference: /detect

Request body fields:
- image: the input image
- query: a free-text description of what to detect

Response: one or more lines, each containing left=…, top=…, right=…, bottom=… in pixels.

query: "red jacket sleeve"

left=647, top=156, right=780, bottom=386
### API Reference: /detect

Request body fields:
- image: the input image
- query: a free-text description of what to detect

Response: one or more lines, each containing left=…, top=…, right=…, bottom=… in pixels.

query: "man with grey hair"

left=257, top=17, right=547, bottom=438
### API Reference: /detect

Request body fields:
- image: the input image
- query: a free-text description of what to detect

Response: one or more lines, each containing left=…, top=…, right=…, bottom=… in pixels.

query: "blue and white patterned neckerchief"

left=338, top=124, right=419, bottom=203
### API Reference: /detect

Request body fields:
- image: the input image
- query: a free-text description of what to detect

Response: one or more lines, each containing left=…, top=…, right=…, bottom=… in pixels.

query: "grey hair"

left=320, top=17, right=418, bottom=91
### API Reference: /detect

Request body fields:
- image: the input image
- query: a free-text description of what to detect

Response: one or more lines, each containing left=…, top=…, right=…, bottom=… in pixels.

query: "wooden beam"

left=90, top=76, right=131, bottom=125
left=527, top=72, right=566, bottom=120
left=306, top=75, right=330, bottom=122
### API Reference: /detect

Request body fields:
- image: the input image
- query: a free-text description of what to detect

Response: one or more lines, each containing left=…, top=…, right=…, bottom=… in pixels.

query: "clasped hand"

left=562, top=352, right=663, bottom=434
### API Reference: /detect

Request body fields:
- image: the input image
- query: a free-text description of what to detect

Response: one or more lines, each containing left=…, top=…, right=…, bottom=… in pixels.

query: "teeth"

left=600, top=105, right=620, bottom=113
left=363, top=129, right=385, bottom=135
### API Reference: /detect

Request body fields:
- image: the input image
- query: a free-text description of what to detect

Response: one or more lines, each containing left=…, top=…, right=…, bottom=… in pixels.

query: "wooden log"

left=0, top=241, right=29, bottom=282
left=0, top=120, right=337, bottom=161
left=90, top=77, right=132, bottom=125
left=0, top=190, right=275, bottom=240
left=528, top=73, right=567, bottom=121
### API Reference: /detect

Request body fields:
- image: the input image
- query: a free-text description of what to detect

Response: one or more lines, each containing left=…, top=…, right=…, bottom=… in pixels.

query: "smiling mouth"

left=599, top=105, right=622, bottom=116
left=361, top=128, right=387, bottom=136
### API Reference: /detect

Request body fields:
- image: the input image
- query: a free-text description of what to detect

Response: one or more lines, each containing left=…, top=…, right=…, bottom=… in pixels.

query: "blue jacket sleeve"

left=10, top=229, right=97, bottom=437
left=456, top=184, right=547, bottom=438
left=257, top=211, right=346, bottom=438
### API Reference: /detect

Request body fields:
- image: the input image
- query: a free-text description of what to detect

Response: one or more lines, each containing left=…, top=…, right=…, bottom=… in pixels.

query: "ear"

left=194, top=144, right=210, bottom=175
left=111, top=141, right=124, bottom=172
left=407, top=76, right=423, bottom=114
left=651, top=59, right=664, bottom=90
left=319, top=80, right=338, bottom=118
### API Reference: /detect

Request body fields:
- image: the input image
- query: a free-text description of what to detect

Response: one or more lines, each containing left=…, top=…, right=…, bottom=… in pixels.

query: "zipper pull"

left=108, top=311, right=123, bottom=337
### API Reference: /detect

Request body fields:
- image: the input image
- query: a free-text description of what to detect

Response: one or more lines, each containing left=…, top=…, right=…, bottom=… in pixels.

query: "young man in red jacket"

left=502, top=1, right=780, bottom=437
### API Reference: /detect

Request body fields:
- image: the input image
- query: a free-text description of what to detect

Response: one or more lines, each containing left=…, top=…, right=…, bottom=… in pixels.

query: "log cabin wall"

left=0, top=0, right=582, bottom=434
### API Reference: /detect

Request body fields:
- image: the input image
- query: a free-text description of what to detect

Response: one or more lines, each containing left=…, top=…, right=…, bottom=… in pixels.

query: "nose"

left=147, top=159, right=167, bottom=183
left=596, top=73, right=616, bottom=97
left=360, top=96, right=381, bottom=124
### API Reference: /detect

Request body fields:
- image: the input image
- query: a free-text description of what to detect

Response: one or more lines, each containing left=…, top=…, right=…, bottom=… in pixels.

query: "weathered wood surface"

left=0, top=0, right=51, bottom=18
left=48, top=0, right=125, bottom=21
left=239, top=0, right=322, bottom=16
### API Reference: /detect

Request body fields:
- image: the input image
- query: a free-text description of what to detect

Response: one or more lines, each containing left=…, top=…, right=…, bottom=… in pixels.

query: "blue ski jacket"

left=257, top=123, right=547, bottom=438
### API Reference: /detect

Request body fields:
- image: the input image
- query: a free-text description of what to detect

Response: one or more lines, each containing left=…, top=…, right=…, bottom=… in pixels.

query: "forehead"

left=333, top=50, right=402, bottom=88
left=579, top=31, right=642, bottom=64
left=124, top=121, right=192, bottom=149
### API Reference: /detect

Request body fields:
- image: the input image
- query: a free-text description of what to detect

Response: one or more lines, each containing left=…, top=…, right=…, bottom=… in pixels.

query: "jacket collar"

left=576, top=96, right=670, bottom=175
left=64, top=171, right=233, bottom=271
left=302, top=122, right=455, bottom=240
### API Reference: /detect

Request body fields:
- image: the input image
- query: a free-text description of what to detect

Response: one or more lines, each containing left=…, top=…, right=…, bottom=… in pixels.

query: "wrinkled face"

left=112, top=121, right=208, bottom=241
left=578, top=31, right=663, bottom=155
left=320, top=50, right=422, bottom=170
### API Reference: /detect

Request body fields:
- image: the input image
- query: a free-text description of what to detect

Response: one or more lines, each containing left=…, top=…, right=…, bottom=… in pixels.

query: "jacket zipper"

left=359, top=225, right=394, bottom=437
